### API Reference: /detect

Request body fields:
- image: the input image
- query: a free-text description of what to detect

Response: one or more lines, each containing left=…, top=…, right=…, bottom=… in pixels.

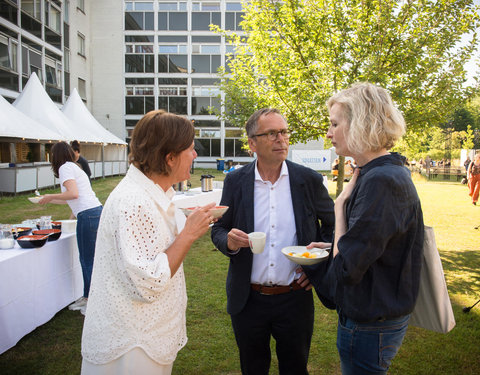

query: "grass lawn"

left=0, top=170, right=479, bottom=374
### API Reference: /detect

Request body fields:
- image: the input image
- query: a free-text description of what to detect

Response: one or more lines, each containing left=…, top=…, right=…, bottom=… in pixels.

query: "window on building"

left=21, top=44, right=42, bottom=80
left=158, top=35, right=188, bottom=73
left=191, top=36, right=221, bottom=74
left=191, top=78, right=221, bottom=115
left=64, top=22, right=70, bottom=48
left=158, top=77, right=187, bottom=85
left=64, top=48, right=70, bottom=72
left=22, top=0, right=41, bottom=20
left=191, top=52, right=221, bottom=73
left=78, top=77, right=86, bottom=99
left=191, top=2, right=220, bottom=30
left=158, top=85, right=187, bottom=115
left=125, top=119, right=138, bottom=140
left=125, top=35, right=154, bottom=73
left=0, top=0, right=18, bottom=24
left=0, top=33, right=18, bottom=92
left=193, top=122, right=221, bottom=157
left=64, top=47, right=70, bottom=95
left=77, top=0, right=85, bottom=12
left=45, top=1, right=62, bottom=34
left=77, top=32, right=85, bottom=57
left=45, top=51, right=62, bottom=102
left=157, top=1, right=187, bottom=31
left=64, top=0, right=70, bottom=23
left=224, top=128, right=249, bottom=157
left=45, top=57, right=57, bottom=86
left=0, top=34, right=17, bottom=71
left=125, top=1, right=154, bottom=30
left=125, top=77, right=155, bottom=115
left=225, top=2, right=244, bottom=31
left=21, top=9, right=42, bottom=38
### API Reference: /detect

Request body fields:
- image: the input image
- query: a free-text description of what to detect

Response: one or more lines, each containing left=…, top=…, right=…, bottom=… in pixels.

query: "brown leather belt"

left=251, top=281, right=302, bottom=295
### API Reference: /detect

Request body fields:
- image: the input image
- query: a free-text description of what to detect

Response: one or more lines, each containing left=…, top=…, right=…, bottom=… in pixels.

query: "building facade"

left=0, top=0, right=253, bottom=166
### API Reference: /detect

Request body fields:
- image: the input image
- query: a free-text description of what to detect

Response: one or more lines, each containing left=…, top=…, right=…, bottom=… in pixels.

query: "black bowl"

left=51, top=221, right=62, bottom=230
left=17, top=235, right=48, bottom=249
left=36, top=222, right=62, bottom=230
left=11, top=227, right=32, bottom=240
left=33, top=229, right=61, bottom=241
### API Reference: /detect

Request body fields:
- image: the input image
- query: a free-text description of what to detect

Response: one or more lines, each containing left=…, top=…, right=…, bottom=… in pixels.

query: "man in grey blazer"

left=211, top=108, right=334, bottom=375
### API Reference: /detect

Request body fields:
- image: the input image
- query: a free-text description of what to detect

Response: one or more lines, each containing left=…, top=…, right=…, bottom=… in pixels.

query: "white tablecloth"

left=0, top=232, right=83, bottom=354
left=173, top=188, right=223, bottom=230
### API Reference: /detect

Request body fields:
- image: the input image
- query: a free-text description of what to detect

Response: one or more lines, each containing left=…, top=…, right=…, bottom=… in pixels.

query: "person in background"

left=332, top=158, right=340, bottom=181
left=424, top=155, right=431, bottom=176
left=306, top=82, right=424, bottom=375
left=39, top=142, right=103, bottom=315
left=344, top=159, right=354, bottom=181
left=464, top=156, right=471, bottom=172
left=467, top=153, right=480, bottom=205
left=211, top=108, right=334, bottom=375
left=71, top=140, right=92, bottom=180
left=81, top=110, right=216, bottom=375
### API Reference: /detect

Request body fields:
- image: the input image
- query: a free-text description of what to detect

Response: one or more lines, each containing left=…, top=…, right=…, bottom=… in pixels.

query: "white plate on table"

left=281, top=246, right=330, bottom=266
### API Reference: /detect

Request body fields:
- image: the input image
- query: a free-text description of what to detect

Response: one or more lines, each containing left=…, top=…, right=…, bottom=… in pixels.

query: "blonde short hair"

left=327, top=82, right=406, bottom=153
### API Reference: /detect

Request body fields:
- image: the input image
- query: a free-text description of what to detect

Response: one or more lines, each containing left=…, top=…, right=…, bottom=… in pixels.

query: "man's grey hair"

left=245, top=108, right=285, bottom=137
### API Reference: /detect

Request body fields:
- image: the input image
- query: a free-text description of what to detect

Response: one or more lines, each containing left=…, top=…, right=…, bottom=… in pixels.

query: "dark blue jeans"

left=337, top=313, right=410, bottom=375
left=76, top=205, right=102, bottom=298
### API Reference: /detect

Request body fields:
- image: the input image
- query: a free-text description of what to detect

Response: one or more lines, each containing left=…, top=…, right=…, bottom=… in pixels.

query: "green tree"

left=214, top=0, right=480, bottom=195
left=448, top=107, right=476, bottom=131
left=466, top=96, right=480, bottom=129
left=463, top=125, right=476, bottom=150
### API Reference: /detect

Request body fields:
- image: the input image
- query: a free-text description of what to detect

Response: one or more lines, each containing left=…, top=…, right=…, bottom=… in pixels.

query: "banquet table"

left=0, top=232, right=83, bottom=354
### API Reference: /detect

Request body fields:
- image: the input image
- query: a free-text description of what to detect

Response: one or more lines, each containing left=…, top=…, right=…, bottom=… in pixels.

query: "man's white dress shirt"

left=251, top=161, right=298, bottom=286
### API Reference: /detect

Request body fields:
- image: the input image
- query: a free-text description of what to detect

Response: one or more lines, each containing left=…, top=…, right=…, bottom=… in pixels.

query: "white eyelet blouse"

left=81, top=165, right=187, bottom=365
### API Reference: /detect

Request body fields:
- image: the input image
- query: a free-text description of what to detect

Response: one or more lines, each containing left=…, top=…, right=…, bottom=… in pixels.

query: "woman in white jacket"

left=81, top=110, right=215, bottom=375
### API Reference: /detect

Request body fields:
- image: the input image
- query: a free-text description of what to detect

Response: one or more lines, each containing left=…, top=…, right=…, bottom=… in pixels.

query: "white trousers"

left=81, top=347, right=173, bottom=375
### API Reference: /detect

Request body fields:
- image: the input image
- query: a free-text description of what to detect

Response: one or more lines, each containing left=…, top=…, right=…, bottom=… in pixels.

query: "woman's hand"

left=335, top=168, right=359, bottom=207
left=306, top=241, right=332, bottom=250
left=167, top=202, right=215, bottom=277
left=332, top=168, right=360, bottom=257
left=307, top=242, right=332, bottom=255
left=38, top=194, right=54, bottom=205
left=182, top=202, right=215, bottom=241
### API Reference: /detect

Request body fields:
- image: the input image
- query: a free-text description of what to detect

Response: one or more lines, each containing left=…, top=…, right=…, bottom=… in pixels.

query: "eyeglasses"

left=252, top=129, right=291, bottom=141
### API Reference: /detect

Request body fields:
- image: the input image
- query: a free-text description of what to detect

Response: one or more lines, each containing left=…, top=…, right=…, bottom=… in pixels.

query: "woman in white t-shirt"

left=39, top=141, right=102, bottom=315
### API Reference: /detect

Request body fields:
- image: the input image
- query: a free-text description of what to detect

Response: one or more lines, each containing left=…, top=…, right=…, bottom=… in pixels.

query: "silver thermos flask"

left=207, top=175, right=214, bottom=191
left=201, top=175, right=208, bottom=192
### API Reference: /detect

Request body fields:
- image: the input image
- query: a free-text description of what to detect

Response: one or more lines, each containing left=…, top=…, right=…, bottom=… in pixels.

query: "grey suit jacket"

left=211, top=160, right=334, bottom=315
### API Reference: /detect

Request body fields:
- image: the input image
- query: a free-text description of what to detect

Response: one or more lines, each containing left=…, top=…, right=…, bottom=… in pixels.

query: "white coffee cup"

left=248, top=232, right=266, bottom=254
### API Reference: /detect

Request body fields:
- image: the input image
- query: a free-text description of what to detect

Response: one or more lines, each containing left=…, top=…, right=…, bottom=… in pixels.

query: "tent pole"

left=102, top=144, right=105, bottom=179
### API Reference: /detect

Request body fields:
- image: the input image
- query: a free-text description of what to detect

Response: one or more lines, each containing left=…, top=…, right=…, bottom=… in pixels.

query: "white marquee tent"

left=0, top=94, right=64, bottom=142
left=0, top=73, right=127, bottom=193
left=62, top=89, right=126, bottom=145
left=13, top=73, right=102, bottom=143
left=62, top=88, right=127, bottom=170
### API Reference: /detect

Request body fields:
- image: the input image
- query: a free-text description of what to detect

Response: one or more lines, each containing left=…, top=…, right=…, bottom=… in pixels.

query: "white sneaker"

left=80, top=304, right=87, bottom=316
left=68, top=297, right=87, bottom=311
